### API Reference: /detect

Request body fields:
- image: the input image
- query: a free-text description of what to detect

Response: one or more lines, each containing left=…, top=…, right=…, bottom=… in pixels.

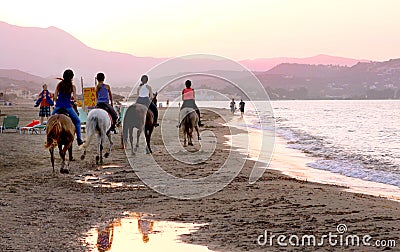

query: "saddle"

left=96, top=104, right=114, bottom=125
left=55, top=108, right=72, bottom=117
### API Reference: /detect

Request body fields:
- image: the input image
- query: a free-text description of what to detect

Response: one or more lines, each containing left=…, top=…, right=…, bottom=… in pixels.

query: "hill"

left=0, top=21, right=163, bottom=85
left=0, top=21, right=369, bottom=86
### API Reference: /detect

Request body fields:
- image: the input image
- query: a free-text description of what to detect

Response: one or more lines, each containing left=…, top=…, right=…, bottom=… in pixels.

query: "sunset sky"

left=1, top=0, right=399, bottom=61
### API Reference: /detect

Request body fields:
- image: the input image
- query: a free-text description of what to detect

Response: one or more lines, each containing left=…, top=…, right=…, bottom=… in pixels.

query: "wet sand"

left=1, top=103, right=400, bottom=251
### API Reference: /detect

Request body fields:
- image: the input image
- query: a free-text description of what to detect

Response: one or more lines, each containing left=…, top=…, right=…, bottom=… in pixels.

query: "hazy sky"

left=1, top=0, right=399, bottom=61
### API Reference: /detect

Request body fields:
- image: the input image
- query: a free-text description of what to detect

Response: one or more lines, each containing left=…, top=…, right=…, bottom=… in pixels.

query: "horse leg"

left=59, top=144, right=69, bottom=174
left=134, top=128, right=141, bottom=153
left=195, top=125, right=201, bottom=141
left=183, top=126, right=187, bottom=147
left=81, top=130, right=94, bottom=160
left=58, top=143, right=63, bottom=160
left=104, top=132, right=113, bottom=158
left=145, top=128, right=153, bottom=154
left=68, top=145, right=74, bottom=161
left=128, top=127, right=134, bottom=153
left=188, top=126, right=194, bottom=146
left=50, top=148, right=55, bottom=173
left=96, top=134, right=104, bottom=165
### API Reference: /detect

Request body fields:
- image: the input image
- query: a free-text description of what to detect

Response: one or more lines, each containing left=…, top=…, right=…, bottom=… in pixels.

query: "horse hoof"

left=198, top=137, right=202, bottom=140
left=80, top=155, right=85, bottom=160
left=189, top=142, right=194, bottom=146
left=95, top=156, right=100, bottom=164
left=70, top=157, right=75, bottom=161
left=60, top=168, right=69, bottom=174
left=104, top=153, right=109, bottom=158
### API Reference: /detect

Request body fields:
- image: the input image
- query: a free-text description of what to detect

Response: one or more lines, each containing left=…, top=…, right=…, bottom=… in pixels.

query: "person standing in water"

left=52, top=69, right=84, bottom=146
left=136, top=75, right=159, bottom=127
left=230, top=98, right=236, bottom=114
left=95, top=72, right=119, bottom=134
left=239, top=99, right=245, bottom=117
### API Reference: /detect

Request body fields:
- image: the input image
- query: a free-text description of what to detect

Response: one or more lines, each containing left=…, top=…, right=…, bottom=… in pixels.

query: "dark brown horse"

left=180, top=107, right=201, bottom=146
left=122, top=93, right=157, bottom=154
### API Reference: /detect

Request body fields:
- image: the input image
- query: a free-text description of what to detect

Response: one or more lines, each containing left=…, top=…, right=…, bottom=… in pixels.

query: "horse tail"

left=122, top=120, right=129, bottom=145
left=87, top=115, right=101, bottom=136
left=122, top=105, right=136, bottom=144
left=44, top=117, right=62, bottom=149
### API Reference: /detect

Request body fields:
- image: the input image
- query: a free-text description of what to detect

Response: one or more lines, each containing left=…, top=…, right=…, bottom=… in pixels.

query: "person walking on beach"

left=136, top=75, right=159, bottom=127
left=52, top=69, right=84, bottom=146
left=35, top=84, right=53, bottom=125
left=239, top=99, right=245, bottom=117
left=180, top=79, right=204, bottom=127
left=230, top=98, right=236, bottom=114
left=95, top=72, right=119, bottom=134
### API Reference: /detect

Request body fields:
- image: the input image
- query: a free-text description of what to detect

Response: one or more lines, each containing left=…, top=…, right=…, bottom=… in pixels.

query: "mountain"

left=0, top=21, right=163, bottom=86
left=254, top=59, right=400, bottom=99
left=240, top=54, right=369, bottom=72
left=0, top=69, right=49, bottom=84
left=0, top=21, right=370, bottom=86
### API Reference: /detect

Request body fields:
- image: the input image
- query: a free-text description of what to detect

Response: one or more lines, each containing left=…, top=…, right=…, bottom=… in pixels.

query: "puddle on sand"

left=84, top=212, right=213, bottom=252
left=74, top=164, right=147, bottom=189
left=75, top=175, right=147, bottom=189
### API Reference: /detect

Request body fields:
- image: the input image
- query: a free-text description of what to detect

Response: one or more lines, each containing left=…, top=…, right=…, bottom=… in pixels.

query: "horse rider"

left=136, top=75, right=159, bottom=127
left=52, top=69, right=84, bottom=146
left=95, top=72, right=119, bottom=134
left=180, top=79, right=204, bottom=127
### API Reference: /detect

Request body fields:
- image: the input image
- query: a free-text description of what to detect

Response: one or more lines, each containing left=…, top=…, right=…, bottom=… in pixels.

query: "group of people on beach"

left=230, top=98, right=245, bottom=117
left=36, top=69, right=205, bottom=147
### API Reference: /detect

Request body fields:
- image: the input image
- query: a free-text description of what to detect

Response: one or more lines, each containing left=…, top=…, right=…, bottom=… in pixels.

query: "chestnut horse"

left=44, top=114, right=75, bottom=173
left=179, top=107, right=201, bottom=146
left=123, top=93, right=157, bottom=154
left=44, top=102, right=79, bottom=173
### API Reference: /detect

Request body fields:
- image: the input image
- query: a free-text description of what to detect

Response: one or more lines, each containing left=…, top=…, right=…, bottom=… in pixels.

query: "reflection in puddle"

left=84, top=212, right=212, bottom=251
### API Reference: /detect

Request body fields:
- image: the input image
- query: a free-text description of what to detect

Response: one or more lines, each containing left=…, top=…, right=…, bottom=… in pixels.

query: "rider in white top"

left=136, top=75, right=159, bottom=127
left=138, top=83, right=151, bottom=98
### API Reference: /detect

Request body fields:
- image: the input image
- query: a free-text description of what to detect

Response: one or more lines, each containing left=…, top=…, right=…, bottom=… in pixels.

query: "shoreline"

left=227, top=112, right=400, bottom=202
left=1, top=104, right=400, bottom=251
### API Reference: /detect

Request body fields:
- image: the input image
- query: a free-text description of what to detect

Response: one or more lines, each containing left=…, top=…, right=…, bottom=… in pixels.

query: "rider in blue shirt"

left=95, top=72, right=119, bottom=133
left=52, top=69, right=84, bottom=146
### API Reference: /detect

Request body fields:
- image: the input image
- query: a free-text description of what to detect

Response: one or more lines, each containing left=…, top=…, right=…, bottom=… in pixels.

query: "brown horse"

left=44, top=114, right=75, bottom=173
left=180, top=107, right=201, bottom=146
left=122, top=93, right=157, bottom=154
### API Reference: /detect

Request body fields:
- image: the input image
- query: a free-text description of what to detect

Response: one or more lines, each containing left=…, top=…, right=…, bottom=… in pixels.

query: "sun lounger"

left=0, top=115, right=19, bottom=133
left=20, top=120, right=40, bottom=134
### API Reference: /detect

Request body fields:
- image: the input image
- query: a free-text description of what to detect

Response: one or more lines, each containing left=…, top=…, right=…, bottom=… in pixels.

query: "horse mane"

left=44, top=115, right=63, bottom=149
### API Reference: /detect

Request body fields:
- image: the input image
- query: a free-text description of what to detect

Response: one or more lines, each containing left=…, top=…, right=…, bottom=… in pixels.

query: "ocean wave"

left=275, top=127, right=400, bottom=186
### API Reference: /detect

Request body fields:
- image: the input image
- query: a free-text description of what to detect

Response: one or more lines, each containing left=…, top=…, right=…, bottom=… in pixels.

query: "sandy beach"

left=1, top=103, right=400, bottom=251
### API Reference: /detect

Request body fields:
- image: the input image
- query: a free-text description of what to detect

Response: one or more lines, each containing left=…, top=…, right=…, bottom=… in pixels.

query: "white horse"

left=80, top=108, right=113, bottom=164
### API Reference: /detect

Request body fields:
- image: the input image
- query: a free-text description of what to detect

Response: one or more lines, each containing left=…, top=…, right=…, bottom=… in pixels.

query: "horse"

left=80, top=108, right=113, bottom=165
left=44, top=104, right=78, bottom=173
left=179, top=107, right=201, bottom=147
left=122, top=93, right=157, bottom=154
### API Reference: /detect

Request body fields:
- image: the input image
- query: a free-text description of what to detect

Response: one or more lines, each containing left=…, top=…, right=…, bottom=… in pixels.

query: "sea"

left=192, top=100, right=400, bottom=200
